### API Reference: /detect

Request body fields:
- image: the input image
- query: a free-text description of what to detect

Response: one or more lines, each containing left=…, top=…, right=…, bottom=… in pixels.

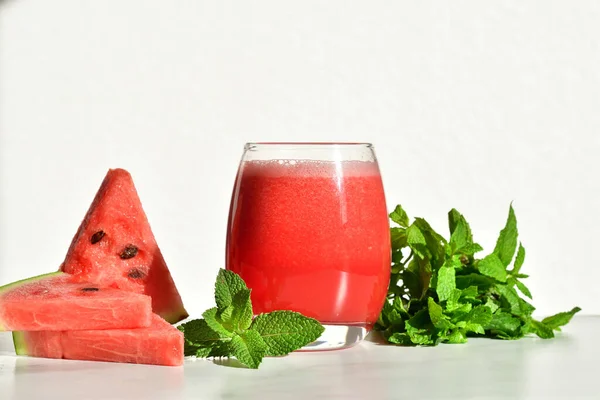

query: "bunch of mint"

left=376, top=204, right=581, bottom=345
left=178, top=269, right=324, bottom=368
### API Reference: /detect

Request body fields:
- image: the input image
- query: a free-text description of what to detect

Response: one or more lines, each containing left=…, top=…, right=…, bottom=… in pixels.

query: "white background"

left=1, top=1, right=598, bottom=316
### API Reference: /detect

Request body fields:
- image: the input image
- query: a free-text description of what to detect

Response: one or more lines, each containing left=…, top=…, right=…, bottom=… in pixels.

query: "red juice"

left=226, top=160, right=390, bottom=326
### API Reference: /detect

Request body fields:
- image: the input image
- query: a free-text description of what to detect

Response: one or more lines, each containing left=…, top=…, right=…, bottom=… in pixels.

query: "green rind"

left=162, top=309, right=190, bottom=325
left=12, top=332, right=29, bottom=355
left=0, top=271, right=64, bottom=295
left=0, top=272, right=65, bottom=332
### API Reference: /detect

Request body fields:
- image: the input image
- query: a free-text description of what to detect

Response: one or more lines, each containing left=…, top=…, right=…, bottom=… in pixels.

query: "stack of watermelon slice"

left=0, top=169, right=188, bottom=366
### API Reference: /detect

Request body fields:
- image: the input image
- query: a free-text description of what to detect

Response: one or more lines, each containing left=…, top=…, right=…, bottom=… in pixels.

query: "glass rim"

left=245, top=142, right=373, bottom=150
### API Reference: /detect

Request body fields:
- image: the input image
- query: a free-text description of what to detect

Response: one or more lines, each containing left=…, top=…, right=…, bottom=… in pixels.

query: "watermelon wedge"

left=0, top=273, right=152, bottom=331
left=13, top=315, right=184, bottom=366
left=60, top=168, right=188, bottom=324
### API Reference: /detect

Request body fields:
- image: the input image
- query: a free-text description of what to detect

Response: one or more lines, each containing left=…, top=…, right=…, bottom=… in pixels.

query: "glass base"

left=299, top=324, right=369, bottom=351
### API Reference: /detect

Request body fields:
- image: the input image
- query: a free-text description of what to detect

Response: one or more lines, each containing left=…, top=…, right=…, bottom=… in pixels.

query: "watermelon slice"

left=60, top=168, right=188, bottom=324
left=13, top=315, right=184, bottom=366
left=0, top=273, right=152, bottom=331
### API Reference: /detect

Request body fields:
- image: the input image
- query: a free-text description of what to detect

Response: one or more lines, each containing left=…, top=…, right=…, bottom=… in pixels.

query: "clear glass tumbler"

left=226, top=143, right=390, bottom=350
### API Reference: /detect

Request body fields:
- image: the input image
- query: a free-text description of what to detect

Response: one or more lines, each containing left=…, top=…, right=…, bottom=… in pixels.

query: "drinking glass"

left=226, top=143, right=390, bottom=350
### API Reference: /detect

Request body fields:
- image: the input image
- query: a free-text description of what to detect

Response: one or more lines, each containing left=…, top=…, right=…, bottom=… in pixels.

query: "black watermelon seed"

left=120, top=245, right=139, bottom=259
left=127, top=269, right=145, bottom=279
left=90, top=230, right=105, bottom=244
left=81, top=287, right=99, bottom=292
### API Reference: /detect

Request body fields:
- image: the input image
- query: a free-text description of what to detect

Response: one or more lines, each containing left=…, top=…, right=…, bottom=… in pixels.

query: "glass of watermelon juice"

left=226, top=143, right=390, bottom=350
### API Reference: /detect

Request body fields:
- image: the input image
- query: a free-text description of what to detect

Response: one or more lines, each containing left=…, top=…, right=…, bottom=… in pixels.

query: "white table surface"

left=0, top=316, right=596, bottom=400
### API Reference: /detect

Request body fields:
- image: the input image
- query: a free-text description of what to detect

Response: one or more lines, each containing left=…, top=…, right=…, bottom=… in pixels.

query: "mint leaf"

left=230, top=330, right=267, bottom=369
left=185, top=341, right=208, bottom=357
left=413, top=218, right=445, bottom=244
left=460, top=286, right=479, bottom=300
left=542, top=307, right=582, bottom=330
left=215, top=269, right=248, bottom=310
left=388, top=332, right=414, bottom=345
left=446, top=289, right=463, bottom=311
left=406, top=224, right=428, bottom=258
left=178, top=318, right=229, bottom=344
left=436, top=265, right=456, bottom=301
left=207, top=341, right=231, bottom=357
left=528, top=319, right=555, bottom=339
left=405, top=309, right=435, bottom=345
left=493, top=205, right=518, bottom=267
left=450, top=302, right=473, bottom=316
left=202, top=307, right=234, bottom=338
left=464, top=323, right=485, bottom=335
left=446, top=329, right=467, bottom=344
left=178, top=319, right=230, bottom=356
left=512, top=243, right=526, bottom=275
left=448, top=209, right=463, bottom=237
left=417, top=258, right=433, bottom=298
left=515, top=280, right=532, bottom=299
left=477, top=254, right=507, bottom=282
left=390, top=205, right=410, bottom=228
left=413, top=218, right=446, bottom=264
left=448, top=254, right=463, bottom=269
left=377, top=300, right=398, bottom=329
left=388, top=312, right=405, bottom=333
left=391, top=227, right=408, bottom=250
left=465, top=305, right=493, bottom=327
left=484, top=297, right=500, bottom=313
left=219, top=305, right=234, bottom=325
left=495, top=284, right=535, bottom=317
left=485, top=311, right=522, bottom=338
left=377, top=299, right=407, bottom=332
left=459, top=243, right=484, bottom=256
left=403, top=258, right=428, bottom=299
left=189, top=340, right=231, bottom=358
left=392, top=296, right=409, bottom=316
left=456, top=273, right=496, bottom=290
left=251, top=311, right=324, bottom=356
left=428, top=298, right=452, bottom=330
left=449, top=210, right=471, bottom=251
left=229, top=289, right=253, bottom=331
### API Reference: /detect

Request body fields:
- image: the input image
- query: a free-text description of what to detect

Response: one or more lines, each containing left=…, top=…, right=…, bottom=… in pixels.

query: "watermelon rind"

left=0, top=272, right=64, bottom=332
left=161, top=309, right=189, bottom=326
left=12, top=332, right=28, bottom=355
left=0, top=271, right=63, bottom=295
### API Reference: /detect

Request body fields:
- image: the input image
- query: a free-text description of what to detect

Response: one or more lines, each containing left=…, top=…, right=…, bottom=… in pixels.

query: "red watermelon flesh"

left=60, top=168, right=188, bottom=324
left=13, top=330, right=62, bottom=359
left=13, top=315, right=184, bottom=366
left=0, top=273, right=152, bottom=331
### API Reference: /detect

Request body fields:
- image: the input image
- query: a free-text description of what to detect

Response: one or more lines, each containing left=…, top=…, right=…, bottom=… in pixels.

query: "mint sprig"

left=377, top=204, right=581, bottom=344
left=251, top=311, right=327, bottom=356
left=178, top=269, right=324, bottom=369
